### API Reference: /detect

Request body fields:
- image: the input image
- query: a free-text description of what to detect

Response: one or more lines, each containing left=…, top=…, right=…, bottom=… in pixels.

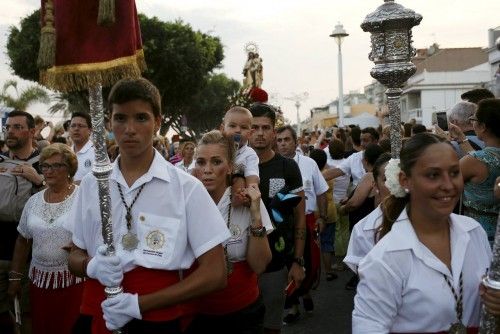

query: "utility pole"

left=284, top=92, right=308, bottom=136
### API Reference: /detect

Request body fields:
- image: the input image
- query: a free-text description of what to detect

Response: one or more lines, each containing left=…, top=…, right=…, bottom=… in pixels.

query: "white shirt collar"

left=110, top=150, right=171, bottom=190
left=73, top=139, right=93, bottom=154
left=386, top=210, right=478, bottom=277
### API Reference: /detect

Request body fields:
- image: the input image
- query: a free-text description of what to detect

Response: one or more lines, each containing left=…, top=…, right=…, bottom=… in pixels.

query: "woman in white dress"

left=353, top=133, right=500, bottom=333
left=8, top=143, right=81, bottom=334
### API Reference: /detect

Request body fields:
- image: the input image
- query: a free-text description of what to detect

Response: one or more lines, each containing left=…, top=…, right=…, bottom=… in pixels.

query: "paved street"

left=282, top=269, right=355, bottom=334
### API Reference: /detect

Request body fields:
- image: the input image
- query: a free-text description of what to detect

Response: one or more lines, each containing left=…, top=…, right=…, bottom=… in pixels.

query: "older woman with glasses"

left=7, top=143, right=82, bottom=334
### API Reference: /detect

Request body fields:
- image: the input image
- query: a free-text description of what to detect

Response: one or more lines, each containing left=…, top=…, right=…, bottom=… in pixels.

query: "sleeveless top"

left=463, top=146, right=500, bottom=243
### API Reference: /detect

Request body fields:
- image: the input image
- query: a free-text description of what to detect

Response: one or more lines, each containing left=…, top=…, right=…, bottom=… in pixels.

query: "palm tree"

left=48, top=91, right=90, bottom=118
left=0, top=79, right=50, bottom=110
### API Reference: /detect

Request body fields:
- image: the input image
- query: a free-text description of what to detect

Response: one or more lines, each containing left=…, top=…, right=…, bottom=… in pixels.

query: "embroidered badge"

left=84, top=159, right=92, bottom=168
left=146, top=230, right=165, bottom=250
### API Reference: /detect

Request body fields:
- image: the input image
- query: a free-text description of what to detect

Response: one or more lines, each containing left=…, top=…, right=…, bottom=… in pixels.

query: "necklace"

left=444, top=271, right=466, bottom=334
left=117, top=183, right=146, bottom=251
left=224, top=197, right=233, bottom=275
left=44, top=184, right=75, bottom=224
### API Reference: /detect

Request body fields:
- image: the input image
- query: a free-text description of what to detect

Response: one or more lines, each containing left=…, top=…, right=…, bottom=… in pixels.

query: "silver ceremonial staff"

left=361, top=0, right=422, bottom=159
left=479, top=29, right=500, bottom=334
left=89, top=85, right=123, bottom=334
left=480, top=213, right=500, bottom=332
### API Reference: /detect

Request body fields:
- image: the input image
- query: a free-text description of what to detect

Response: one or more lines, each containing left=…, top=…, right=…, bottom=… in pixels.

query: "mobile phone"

left=285, top=280, right=296, bottom=296
left=435, top=112, right=448, bottom=131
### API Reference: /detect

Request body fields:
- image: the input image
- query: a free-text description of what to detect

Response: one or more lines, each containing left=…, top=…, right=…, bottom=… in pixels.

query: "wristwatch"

left=249, top=225, right=266, bottom=237
left=293, top=256, right=305, bottom=267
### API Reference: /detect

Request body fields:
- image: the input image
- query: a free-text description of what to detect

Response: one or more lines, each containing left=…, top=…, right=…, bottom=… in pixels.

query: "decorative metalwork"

left=88, top=85, right=124, bottom=331
left=361, top=0, right=422, bottom=157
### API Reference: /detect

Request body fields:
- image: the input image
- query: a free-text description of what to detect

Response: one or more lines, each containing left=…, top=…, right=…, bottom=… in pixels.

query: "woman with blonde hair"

left=175, top=140, right=196, bottom=174
left=189, top=130, right=273, bottom=333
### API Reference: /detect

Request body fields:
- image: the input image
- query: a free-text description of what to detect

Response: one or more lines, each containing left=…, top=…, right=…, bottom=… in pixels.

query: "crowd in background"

left=0, top=83, right=499, bottom=334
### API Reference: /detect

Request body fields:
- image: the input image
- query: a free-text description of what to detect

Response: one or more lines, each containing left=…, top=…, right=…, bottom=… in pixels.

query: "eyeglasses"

left=2, top=124, right=26, bottom=131
left=40, top=163, right=68, bottom=172
left=70, top=124, right=88, bottom=129
left=469, top=117, right=478, bottom=122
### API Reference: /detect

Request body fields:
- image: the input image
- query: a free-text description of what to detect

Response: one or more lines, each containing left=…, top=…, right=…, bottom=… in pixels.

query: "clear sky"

left=0, top=0, right=499, bottom=126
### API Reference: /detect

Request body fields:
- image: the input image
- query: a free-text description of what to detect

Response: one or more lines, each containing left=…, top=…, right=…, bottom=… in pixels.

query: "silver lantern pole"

left=361, top=0, right=422, bottom=158
left=89, top=85, right=123, bottom=334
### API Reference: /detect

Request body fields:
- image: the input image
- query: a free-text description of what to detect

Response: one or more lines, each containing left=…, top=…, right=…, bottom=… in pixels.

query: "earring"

left=404, top=188, right=410, bottom=194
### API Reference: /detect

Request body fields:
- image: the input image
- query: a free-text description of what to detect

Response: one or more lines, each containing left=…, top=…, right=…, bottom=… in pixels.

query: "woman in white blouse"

left=174, top=140, right=196, bottom=173
left=8, top=143, right=81, bottom=334
left=353, top=133, right=500, bottom=333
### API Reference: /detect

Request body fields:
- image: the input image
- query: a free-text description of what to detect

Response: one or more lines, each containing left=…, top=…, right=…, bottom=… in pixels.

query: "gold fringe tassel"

left=40, top=51, right=146, bottom=93
left=37, top=0, right=56, bottom=69
left=97, top=0, right=116, bottom=26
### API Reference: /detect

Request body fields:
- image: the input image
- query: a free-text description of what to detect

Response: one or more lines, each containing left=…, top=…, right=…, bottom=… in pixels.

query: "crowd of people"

left=0, top=80, right=499, bottom=334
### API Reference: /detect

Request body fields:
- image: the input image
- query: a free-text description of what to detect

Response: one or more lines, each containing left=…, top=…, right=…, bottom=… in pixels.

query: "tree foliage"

left=6, top=11, right=239, bottom=135
left=186, top=73, right=241, bottom=135
left=6, top=10, right=40, bottom=83
left=0, top=79, right=50, bottom=110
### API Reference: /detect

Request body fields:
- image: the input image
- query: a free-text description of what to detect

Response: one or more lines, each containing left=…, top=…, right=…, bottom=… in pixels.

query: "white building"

left=486, top=27, right=500, bottom=97
left=401, top=46, right=490, bottom=126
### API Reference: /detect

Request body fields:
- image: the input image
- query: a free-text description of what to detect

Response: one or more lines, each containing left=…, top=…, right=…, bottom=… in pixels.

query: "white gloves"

left=102, top=293, right=142, bottom=330
left=86, top=245, right=123, bottom=287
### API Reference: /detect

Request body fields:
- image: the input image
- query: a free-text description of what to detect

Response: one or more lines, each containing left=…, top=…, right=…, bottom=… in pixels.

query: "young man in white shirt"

left=66, top=78, right=230, bottom=333
left=322, top=127, right=379, bottom=186
left=69, top=112, right=95, bottom=183
left=276, top=125, right=329, bottom=322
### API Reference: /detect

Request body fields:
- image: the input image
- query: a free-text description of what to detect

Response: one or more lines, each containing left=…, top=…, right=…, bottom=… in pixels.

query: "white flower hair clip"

left=384, top=158, right=407, bottom=198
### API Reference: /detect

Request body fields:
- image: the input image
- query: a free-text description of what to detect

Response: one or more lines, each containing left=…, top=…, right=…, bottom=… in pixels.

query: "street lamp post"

left=330, top=23, right=349, bottom=128
left=285, top=92, right=308, bottom=136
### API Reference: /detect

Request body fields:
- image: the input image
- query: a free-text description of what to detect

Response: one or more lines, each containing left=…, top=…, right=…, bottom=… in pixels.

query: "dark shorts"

left=72, top=315, right=182, bottom=334
left=320, top=223, right=335, bottom=253
left=186, top=295, right=265, bottom=334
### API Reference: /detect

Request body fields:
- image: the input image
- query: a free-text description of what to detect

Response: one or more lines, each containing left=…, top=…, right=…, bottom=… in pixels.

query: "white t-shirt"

left=344, top=205, right=383, bottom=273
left=293, top=153, right=329, bottom=214
left=353, top=210, right=491, bottom=333
left=73, top=140, right=95, bottom=182
left=338, top=150, right=366, bottom=186
left=234, top=144, right=259, bottom=178
left=324, top=147, right=350, bottom=203
left=217, top=188, right=274, bottom=262
left=65, top=151, right=231, bottom=273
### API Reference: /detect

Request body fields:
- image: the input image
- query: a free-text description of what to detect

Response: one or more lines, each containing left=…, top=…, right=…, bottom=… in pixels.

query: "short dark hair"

left=461, top=88, right=494, bottom=104
left=476, top=98, right=500, bottom=138
left=350, top=126, right=361, bottom=146
left=378, top=138, right=391, bottom=153
left=276, top=125, right=297, bottom=143
left=411, top=124, right=427, bottom=135
left=309, top=149, right=327, bottom=170
left=71, top=111, right=92, bottom=129
left=249, top=103, right=276, bottom=127
left=363, top=144, right=384, bottom=167
left=372, top=152, right=392, bottom=181
left=108, top=78, right=162, bottom=118
left=328, top=139, right=345, bottom=159
left=361, top=127, right=380, bottom=141
left=7, top=110, right=35, bottom=129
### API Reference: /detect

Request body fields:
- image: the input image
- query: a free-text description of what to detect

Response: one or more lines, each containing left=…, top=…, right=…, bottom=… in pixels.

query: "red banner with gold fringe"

left=39, top=0, right=145, bottom=92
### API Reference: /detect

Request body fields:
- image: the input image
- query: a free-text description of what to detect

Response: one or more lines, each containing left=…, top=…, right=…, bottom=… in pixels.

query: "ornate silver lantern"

left=361, top=0, right=422, bottom=157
